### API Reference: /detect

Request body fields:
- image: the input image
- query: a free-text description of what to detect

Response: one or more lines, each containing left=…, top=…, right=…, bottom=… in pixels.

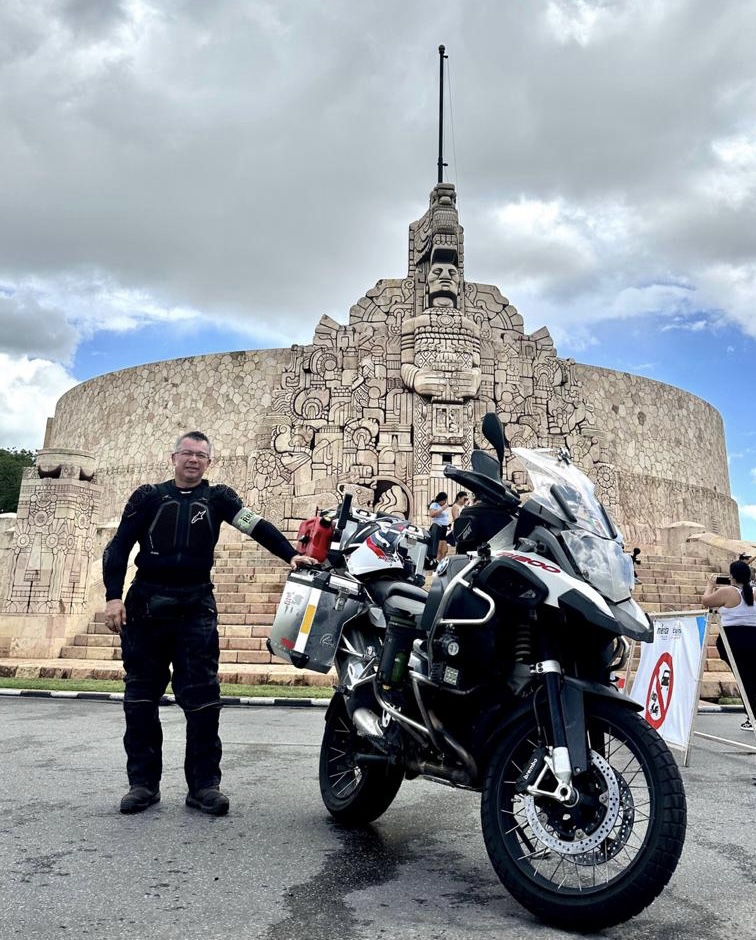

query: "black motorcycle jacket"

left=103, top=479, right=296, bottom=600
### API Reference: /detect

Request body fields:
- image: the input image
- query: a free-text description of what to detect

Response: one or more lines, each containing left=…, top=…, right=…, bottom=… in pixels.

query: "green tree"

left=0, top=448, right=35, bottom=513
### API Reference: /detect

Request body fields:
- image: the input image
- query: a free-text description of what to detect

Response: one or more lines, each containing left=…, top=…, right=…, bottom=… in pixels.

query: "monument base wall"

left=614, top=470, right=739, bottom=549
left=0, top=611, right=90, bottom=660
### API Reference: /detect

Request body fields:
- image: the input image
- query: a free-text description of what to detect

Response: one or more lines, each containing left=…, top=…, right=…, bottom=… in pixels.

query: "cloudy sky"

left=2, top=0, right=756, bottom=538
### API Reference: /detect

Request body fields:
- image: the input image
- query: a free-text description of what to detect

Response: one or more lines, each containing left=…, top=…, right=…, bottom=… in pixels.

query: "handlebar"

left=328, top=495, right=430, bottom=544
left=443, top=465, right=520, bottom=509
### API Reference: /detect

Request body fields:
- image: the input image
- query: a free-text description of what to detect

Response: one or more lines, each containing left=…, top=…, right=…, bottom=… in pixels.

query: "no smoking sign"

left=645, top=652, right=674, bottom=729
left=630, top=612, right=709, bottom=753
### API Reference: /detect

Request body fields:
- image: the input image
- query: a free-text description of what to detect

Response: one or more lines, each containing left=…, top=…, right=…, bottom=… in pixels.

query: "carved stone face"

left=427, top=263, right=460, bottom=304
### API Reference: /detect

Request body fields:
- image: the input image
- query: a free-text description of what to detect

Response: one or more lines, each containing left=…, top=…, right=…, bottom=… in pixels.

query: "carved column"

left=0, top=448, right=102, bottom=658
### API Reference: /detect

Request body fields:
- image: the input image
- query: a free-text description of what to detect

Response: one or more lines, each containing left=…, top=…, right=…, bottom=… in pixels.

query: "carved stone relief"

left=236, top=183, right=602, bottom=533
left=4, top=454, right=101, bottom=614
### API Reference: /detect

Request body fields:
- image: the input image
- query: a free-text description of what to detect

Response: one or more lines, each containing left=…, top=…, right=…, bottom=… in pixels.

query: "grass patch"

left=221, top=683, right=333, bottom=699
left=0, top=677, right=333, bottom=699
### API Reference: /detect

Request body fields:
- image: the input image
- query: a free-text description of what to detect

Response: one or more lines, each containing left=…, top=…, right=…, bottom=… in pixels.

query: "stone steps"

left=636, top=569, right=717, bottom=582
left=53, top=544, right=741, bottom=698
left=631, top=554, right=732, bottom=675
left=0, top=657, right=335, bottom=688
left=61, top=540, right=293, bottom=665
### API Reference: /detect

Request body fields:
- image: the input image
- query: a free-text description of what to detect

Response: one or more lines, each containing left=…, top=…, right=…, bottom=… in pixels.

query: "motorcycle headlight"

left=561, top=530, right=635, bottom=603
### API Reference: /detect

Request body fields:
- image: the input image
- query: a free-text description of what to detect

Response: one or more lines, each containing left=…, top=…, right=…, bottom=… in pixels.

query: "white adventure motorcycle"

left=268, top=415, right=686, bottom=931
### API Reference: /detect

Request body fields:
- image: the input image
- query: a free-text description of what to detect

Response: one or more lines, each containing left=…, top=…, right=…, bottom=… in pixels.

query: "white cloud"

left=695, top=263, right=756, bottom=339
left=659, top=317, right=713, bottom=334
left=488, top=197, right=598, bottom=292
left=696, top=135, right=756, bottom=210
left=1, top=0, right=756, bottom=445
left=0, top=276, right=205, bottom=366
left=0, top=355, right=77, bottom=450
left=545, top=0, right=602, bottom=46
left=740, top=504, right=756, bottom=523
left=544, top=0, right=670, bottom=48
left=0, top=287, right=79, bottom=361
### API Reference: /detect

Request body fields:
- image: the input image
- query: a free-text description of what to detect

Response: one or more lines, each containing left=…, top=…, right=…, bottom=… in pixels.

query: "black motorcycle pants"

left=120, top=582, right=222, bottom=793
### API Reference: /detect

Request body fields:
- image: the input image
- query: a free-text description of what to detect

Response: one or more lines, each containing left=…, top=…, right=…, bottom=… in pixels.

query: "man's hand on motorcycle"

left=290, top=554, right=316, bottom=569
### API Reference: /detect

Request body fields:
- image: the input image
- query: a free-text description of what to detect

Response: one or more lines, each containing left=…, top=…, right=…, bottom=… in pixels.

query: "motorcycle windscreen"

left=268, top=569, right=364, bottom=673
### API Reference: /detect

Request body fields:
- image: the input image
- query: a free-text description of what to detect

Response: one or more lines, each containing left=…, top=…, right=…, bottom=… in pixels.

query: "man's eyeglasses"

left=174, top=450, right=211, bottom=461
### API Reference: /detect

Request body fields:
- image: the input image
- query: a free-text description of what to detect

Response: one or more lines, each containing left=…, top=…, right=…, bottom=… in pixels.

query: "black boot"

left=186, top=786, right=230, bottom=816
left=120, top=785, right=160, bottom=814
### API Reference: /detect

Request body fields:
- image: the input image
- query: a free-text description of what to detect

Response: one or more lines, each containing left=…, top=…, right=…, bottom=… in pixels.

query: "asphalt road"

left=0, top=697, right=754, bottom=940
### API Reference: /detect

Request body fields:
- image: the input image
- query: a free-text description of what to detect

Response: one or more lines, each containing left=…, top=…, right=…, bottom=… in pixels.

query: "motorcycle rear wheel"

left=319, top=693, right=404, bottom=825
left=481, top=699, right=686, bottom=931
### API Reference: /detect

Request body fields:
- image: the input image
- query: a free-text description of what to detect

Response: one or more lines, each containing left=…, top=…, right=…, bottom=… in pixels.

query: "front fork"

left=520, top=661, right=589, bottom=805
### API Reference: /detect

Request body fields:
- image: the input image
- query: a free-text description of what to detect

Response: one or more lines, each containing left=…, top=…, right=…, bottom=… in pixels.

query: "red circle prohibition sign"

left=644, top=651, right=674, bottom=729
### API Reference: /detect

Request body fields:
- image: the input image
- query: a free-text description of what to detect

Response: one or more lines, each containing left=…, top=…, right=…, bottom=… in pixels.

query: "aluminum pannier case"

left=267, top=568, right=365, bottom=673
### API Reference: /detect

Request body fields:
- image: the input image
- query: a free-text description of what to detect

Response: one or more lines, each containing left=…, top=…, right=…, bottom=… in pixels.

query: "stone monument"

left=0, top=180, right=739, bottom=659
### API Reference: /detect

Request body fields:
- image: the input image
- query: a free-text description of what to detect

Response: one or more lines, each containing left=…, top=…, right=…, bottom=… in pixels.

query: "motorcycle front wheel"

left=481, top=698, right=686, bottom=931
left=319, top=693, right=404, bottom=825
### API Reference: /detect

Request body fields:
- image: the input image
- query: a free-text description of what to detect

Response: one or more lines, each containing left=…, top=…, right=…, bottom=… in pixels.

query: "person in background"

left=427, top=491, right=451, bottom=568
left=103, top=431, right=314, bottom=816
left=445, top=491, right=469, bottom=552
left=701, top=560, right=756, bottom=734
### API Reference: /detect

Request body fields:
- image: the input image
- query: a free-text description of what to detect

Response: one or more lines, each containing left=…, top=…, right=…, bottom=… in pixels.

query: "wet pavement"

left=0, top=697, right=754, bottom=940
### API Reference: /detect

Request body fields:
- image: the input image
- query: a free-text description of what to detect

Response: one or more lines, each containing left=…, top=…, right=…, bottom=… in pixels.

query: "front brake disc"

left=522, top=750, right=621, bottom=855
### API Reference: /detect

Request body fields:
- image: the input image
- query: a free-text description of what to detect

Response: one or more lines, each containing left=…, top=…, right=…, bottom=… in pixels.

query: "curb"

left=0, top=686, right=743, bottom=713
left=0, top=688, right=330, bottom=708
left=696, top=703, right=746, bottom=713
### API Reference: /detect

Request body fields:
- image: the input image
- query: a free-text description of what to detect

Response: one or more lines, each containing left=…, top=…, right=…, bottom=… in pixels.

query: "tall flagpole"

left=437, top=45, right=448, bottom=184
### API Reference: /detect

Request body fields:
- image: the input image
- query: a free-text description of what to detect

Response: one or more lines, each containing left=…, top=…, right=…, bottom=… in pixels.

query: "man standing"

left=103, top=431, right=313, bottom=816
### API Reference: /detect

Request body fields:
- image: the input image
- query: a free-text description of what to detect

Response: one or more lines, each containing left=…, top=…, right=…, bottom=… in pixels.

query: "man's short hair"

left=175, top=430, right=213, bottom=457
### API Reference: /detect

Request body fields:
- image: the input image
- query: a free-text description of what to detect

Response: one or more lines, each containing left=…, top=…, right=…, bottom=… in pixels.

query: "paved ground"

left=0, top=698, right=754, bottom=940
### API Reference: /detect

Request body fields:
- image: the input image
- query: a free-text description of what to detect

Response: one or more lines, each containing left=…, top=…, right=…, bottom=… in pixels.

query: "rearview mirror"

left=471, top=450, right=502, bottom=480
left=481, top=412, right=506, bottom=472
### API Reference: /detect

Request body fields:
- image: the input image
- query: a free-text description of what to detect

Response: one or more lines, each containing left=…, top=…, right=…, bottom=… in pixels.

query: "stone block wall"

left=38, top=343, right=739, bottom=548
left=574, top=364, right=737, bottom=542
left=46, top=349, right=292, bottom=525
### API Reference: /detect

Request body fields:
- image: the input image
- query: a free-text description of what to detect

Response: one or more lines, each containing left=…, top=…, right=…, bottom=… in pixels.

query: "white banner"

left=629, top=612, right=707, bottom=749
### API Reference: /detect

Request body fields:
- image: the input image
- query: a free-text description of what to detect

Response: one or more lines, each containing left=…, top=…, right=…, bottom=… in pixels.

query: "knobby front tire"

left=480, top=699, right=686, bottom=931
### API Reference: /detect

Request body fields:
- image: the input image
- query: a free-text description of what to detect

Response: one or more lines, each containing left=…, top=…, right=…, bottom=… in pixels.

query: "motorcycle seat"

left=382, top=582, right=428, bottom=621
left=366, top=576, right=423, bottom=606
